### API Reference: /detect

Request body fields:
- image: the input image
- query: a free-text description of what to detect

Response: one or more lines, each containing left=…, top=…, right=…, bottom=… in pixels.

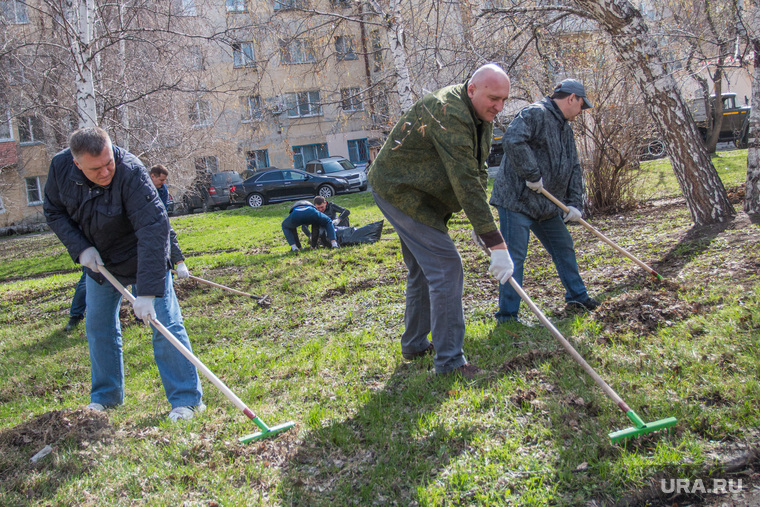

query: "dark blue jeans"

left=282, top=206, right=336, bottom=247
left=69, top=270, right=87, bottom=319
left=496, top=207, right=590, bottom=322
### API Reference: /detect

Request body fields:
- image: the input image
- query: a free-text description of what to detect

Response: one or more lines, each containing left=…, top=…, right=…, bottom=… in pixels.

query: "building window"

left=292, top=143, right=327, bottom=169
left=233, top=42, right=256, bottom=68
left=241, top=95, right=263, bottom=122
left=226, top=0, right=246, bottom=12
left=1, top=0, right=29, bottom=24
left=18, top=115, right=44, bottom=144
left=0, top=109, right=11, bottom=141
left=189, top=100, right=211, bottom=127
left=26, top=176, right=43, bottom=205
left=335, top=36, right=357, bottom=61
left=246, top=150, right=269, bottom=172
left=371, top=29, right=383, bottom=71
left=171, top=0, right=196, bottom=16
left=340, top=88, right=363, bottom=112
left=280, top=39, right=316, bottom=65
left=284, top=90, right=322, bottom=118
left=187, top=46, right=204, bottom=70
left=194, top=156, right=219, bottom=173
left=273, top=0, right=308, bottom=10
left=347, top=139, right=369, bottom=165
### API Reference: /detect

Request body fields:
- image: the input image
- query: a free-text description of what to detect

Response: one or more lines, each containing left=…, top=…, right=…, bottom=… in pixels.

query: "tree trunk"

left=572, top=0, right=735, bottom=225
left=745, top=37, right=760, bottom=215
left=371, top=0, right=416, bottom=113
left=72, top=0, right=98, bottom=128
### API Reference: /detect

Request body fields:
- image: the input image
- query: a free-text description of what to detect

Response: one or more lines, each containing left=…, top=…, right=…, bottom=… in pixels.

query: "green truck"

left=690, top=93, right=751, bottom=148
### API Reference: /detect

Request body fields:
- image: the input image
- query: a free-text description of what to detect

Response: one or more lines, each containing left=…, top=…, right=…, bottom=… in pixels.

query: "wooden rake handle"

left=538, top=188, right=662, bottom=280
left=174, top=271, right=270, bottom=303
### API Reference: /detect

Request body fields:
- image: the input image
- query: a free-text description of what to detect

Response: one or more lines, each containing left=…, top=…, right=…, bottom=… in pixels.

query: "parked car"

left=166, top=193, right=175, bottom=216
left=304, top=156, right=368, bottom=192
left=182, top=171, right=244, bottom=213
left=236, top=168, right=350, bottom=207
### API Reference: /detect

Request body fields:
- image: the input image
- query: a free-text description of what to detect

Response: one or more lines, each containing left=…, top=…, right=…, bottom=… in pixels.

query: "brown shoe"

left=402, top=342, right=435, bottom=360
left=449, top=363, right=487, bottom=380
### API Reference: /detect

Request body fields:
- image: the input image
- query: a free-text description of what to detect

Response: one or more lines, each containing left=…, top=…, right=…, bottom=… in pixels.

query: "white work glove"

left=332, top=218, right=341, bottom=226
left=79, top=246, right=103, bottom=273
left=526, top=177, right=543, bottom=193
left=489, top=249, right=514, bottom=284
left=175, top=262, right=190, bottom=279
left=471, top=229, right=487, bottom=254
left=133, top=296, right=156, bottom=325
left=563, top=206, right=582, bottom=223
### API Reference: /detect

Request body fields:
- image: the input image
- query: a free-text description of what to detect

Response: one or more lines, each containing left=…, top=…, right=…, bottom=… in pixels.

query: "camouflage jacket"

left=368, top=82, right=499, bottom=239
left=490, top=97, right=584, bottom=221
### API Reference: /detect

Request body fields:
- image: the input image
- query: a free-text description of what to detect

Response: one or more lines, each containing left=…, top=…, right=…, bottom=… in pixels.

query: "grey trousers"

left=373, top=192, right=467, bottom=373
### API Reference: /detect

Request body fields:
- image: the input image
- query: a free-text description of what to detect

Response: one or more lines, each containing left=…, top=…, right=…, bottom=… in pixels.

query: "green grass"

left=0, top=152, right=757, bottom=505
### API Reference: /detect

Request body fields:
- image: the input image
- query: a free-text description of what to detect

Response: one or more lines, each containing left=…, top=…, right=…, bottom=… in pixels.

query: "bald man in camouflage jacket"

left=368, top=64, right=513, bottom=379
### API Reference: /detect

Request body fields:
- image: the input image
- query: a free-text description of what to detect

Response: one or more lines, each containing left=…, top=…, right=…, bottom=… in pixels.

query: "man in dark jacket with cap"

left=490, top=78, right=599, bottom=324
left=44, top=127, right=204, bottom=421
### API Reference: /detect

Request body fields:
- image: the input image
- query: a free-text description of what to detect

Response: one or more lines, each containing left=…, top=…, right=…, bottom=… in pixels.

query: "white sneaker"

left=86, top=402, right=105, bottom=412
left=168, top=403, right=206, bottom=422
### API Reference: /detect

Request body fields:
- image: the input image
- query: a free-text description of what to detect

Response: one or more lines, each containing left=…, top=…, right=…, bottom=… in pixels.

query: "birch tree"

left=738, top=0, right=760, bottom=215
left=69, top=0, right=97, bottom=128
left=571, top=0, right=735, bottom=226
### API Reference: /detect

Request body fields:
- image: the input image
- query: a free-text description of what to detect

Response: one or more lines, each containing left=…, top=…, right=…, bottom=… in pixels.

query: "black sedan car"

left=235, top=168, right=350, bottom=207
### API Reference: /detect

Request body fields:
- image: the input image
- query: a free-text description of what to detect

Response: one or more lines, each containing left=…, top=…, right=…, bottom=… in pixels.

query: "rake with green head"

left=508, top=275, right=676, bottom=442
left=99, top=267, right=294, bottom=442
left=474, top=241, right=676, bottom=442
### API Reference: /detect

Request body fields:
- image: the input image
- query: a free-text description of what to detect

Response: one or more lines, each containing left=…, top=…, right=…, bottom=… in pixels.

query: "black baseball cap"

left=554, top=79, right=593, bottom=109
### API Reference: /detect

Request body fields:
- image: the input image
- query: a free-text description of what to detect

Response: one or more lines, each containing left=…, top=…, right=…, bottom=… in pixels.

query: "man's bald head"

left=467, top=64, right=511, bottom=122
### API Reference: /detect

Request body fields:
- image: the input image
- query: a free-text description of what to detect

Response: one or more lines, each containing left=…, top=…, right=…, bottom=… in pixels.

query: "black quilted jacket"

left=44, top=145, right=176, bottom=297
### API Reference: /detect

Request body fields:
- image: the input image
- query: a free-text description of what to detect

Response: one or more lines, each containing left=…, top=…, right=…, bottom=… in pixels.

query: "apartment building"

left=0, top=0, right=395, bottom=228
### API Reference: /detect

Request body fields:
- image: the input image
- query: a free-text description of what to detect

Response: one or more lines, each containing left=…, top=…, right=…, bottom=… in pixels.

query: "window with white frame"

left=284, top=91, right=322, bottom=118
left=171, top=0, right=196, bottom=16
left=18, top=115, right=44, bottom=144
left=340, top=88, right=363, bottom=112
left=246, top=150, right=269, bottom=172
left=233, top=42, right=256, bottom=68
left=280, top=39, right=316, bottom=65
left=0, top=109, right=11, bottom=141
left=1, top=0, right=29, bottom=24
left=335, top=36, right=357, bottom=61
left=189, top=99, right=211, bottom=127
left=292, top=143, right=327, bottom=169
left=26, top=176, right=44, bottom=205
left=241, top=95, right=263, bottom=122
left=194, top=156, right=219, bottom=173
left=347, top=139, right=369, bottom=165
left=273, top=0, right=308, bottom=10
left=187, top=46, right=204, bottom=70
left=226, top=0, right=246, bottom=12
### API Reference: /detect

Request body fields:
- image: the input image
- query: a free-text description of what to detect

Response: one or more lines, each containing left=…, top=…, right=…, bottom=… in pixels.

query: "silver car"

left=304, top=156, right=368, bottom=193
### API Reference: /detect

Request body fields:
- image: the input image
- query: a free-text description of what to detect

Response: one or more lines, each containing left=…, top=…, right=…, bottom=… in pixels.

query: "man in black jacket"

left=44, top=127, right=204, bottom=421
left=301, top=196, right=350, bottom=247
left=490, top=79, right=599, bottom=324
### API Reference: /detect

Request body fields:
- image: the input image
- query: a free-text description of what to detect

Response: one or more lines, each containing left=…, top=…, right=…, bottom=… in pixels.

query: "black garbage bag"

left=336, top=220, right=384, bottom=246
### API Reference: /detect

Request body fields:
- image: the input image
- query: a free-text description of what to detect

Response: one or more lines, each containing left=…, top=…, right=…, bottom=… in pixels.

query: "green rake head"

left=609, top=410, right=677, bottom=443
left=238, top=416, right=295, bottom=443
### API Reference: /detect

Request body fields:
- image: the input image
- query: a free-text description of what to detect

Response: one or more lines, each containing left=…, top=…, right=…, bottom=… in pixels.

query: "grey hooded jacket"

left=489, top=97, right=584, bottom=221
